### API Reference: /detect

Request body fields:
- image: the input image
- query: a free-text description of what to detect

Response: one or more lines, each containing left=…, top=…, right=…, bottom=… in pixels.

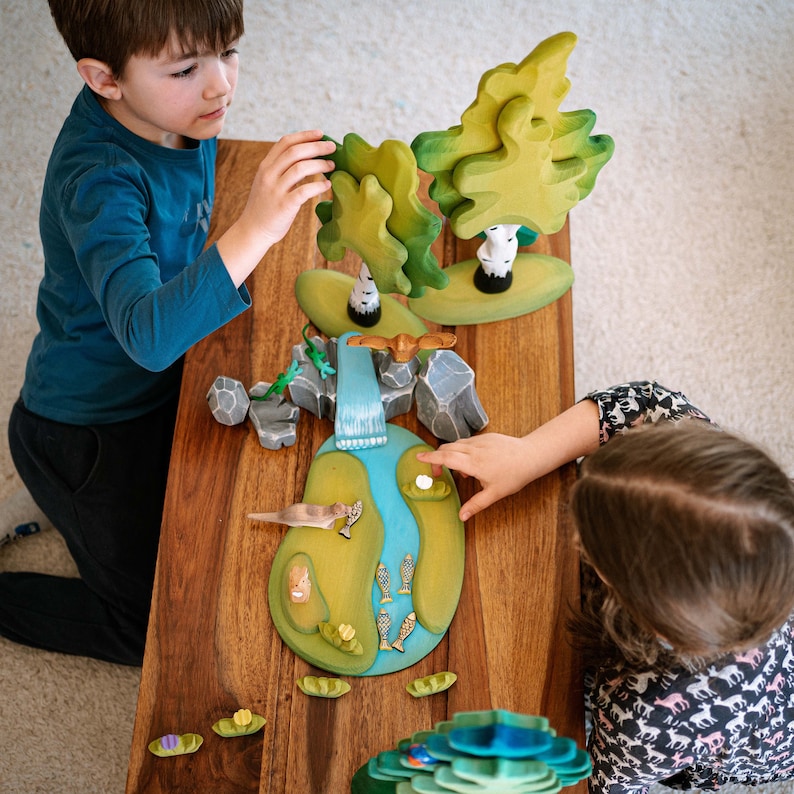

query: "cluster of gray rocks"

left=207, top=332, right=488, bottom=450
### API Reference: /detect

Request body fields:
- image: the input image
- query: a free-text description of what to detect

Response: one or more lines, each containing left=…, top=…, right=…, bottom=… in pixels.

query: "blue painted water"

left=318, top=424, right=445, bottom=675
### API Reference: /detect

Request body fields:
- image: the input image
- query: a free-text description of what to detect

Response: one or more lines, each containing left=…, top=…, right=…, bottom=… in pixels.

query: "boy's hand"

left=249, top=130, right=336, bottom=247
left=218, top=130, right=336, bottom=287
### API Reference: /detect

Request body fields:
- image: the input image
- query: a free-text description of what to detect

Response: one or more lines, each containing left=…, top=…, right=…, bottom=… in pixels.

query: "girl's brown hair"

left=48, top=0, right=245, bottom=77
left=569, top=420, right=794, bottom=670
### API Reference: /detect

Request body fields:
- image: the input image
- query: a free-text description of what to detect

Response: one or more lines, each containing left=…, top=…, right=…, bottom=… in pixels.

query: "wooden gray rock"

left=379, top=378, right=415, bottom=420
left=248, top=382, right=300, bottom=450
left=209, top=339, right=487, bottom=448
left=372, top=349, right=421, bottom=389
left=415, top=350, right=489, bottom=441
left=207, top=375, right=250, bottom=426
left=288, top=336, right=337, bottom=421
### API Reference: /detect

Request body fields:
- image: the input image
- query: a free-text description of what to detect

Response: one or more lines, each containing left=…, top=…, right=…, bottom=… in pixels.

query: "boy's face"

left=106, top=37, right=239, bottom=147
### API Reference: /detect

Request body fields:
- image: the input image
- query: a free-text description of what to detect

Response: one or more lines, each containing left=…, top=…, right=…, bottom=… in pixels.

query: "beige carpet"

left=1, top=0, right=793, bottom=791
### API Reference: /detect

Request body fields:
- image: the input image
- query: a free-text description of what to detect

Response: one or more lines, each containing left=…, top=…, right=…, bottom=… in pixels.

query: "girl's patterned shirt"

left=582, top=381, right=794, bottom=793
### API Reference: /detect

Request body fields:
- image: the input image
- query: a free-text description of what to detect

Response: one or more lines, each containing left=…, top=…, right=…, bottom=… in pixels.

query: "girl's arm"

left=418, top=380, right=712, bottom=522
left=416, top=399, right=601, bottom=521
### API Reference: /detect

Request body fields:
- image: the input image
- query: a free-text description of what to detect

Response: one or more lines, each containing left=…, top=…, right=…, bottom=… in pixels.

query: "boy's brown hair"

left=569, top=419, right=794, bottom=670
left=48, top=0, right=245, bottom=77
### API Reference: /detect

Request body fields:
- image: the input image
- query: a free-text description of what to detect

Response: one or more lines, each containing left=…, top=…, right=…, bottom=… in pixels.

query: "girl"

left=418, top=381, right=794, bottom=792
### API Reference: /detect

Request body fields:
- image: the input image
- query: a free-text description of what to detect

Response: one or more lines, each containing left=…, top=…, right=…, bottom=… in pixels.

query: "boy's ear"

left=76, top=58, right=122, bottom=100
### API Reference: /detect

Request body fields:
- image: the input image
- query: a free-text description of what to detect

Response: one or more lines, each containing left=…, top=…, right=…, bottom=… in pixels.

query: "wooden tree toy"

left=409, top=31, right=614, bottom=324
left=296, top=133, right=448, bottom=340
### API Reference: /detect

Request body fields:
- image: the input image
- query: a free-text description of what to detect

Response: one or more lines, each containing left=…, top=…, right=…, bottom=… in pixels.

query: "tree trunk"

left=473, top=223, right=521, bottom=293
left=347, top=261, right=382, bottom=327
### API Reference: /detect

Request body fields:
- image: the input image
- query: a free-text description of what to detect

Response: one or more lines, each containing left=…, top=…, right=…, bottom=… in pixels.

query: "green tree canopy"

left=316, top=134, right=447, bottom=299
left=411, top=31, right=614, bottom=239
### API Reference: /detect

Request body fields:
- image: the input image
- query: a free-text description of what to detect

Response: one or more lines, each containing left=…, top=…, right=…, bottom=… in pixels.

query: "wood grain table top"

left=126, top=139, right=584, bottom=794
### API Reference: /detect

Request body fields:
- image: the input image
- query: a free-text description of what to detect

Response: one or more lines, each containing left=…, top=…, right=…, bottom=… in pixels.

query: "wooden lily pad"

left=296, top=675, right=352, bottom=698
left=408, top=253, right=572, bottom=326
left=296, top=269, right=428, bottom=340
left=406, top=671, right=458, bottom=698
left=211, top=712, right=266, bottom=737
left=147, top=733, right=203, bottom=757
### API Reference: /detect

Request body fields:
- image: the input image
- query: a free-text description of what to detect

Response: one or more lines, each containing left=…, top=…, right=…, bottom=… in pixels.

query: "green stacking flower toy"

left=351, top=710, right=591, bottom=793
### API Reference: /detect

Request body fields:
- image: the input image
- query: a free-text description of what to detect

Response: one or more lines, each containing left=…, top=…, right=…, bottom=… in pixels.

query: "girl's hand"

left=416, top=400, right=601, bottom=522
left=417, top=434, right=534, bottom=521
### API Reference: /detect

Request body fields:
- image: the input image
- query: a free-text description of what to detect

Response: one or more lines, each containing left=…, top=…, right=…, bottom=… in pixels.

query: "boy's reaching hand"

left=218, top=130, right=336, bottom=287
left=247, top=131, right=336, bottom=248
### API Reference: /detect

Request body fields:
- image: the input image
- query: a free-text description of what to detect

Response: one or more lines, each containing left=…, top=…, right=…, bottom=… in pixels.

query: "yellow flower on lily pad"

left=212, top=709, right=266, bottom=738
left=148, top=732, right=203, bottom=757
left=401, top=478, right=451, bottom=501
left=318, top=621, right=364, bottom=655
left=337, top=623, right=356, bottom=642
left=234, top=708, right=252, bottom=727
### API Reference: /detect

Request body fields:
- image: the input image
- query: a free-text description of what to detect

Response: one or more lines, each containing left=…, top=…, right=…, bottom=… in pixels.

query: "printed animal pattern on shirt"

left=586, top=381, right=714, bottom=445
left=587, top=620, right=794, bottom=792
left=581, top=381, right=794, bottom=792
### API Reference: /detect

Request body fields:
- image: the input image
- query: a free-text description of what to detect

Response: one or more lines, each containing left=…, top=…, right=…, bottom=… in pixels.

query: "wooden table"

left=126, top=140, right=583, bottom=793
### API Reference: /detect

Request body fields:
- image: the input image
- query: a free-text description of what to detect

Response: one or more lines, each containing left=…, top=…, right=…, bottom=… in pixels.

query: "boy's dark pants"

left=3, top=395, right=178, bottom=665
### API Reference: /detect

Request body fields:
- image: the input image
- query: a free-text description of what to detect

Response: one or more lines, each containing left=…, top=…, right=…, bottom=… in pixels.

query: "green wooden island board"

left=267, top=335, right=465, bottom=676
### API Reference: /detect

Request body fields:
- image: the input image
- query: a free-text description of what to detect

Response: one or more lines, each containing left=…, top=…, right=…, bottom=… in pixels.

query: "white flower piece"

left=415, top=474, right=434, bottom=491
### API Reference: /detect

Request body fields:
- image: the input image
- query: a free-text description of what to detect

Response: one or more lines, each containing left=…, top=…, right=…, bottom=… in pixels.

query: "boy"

left=3, top=0, right=335, bottom=665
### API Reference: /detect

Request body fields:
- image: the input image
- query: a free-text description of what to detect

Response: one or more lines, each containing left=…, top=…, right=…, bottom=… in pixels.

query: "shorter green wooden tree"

left=315, top=133, right=448, bottom=326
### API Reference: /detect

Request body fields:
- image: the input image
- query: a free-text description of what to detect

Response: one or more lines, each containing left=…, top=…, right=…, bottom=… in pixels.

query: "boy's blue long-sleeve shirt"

left=22, top=85, right=251, bottom=424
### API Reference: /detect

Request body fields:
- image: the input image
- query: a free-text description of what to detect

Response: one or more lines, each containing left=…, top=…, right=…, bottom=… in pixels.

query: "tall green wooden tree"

left=411, top=31, right=614, bottom=292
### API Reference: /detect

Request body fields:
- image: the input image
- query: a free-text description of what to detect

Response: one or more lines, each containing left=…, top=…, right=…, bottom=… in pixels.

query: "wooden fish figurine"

left=398, top=553, right=415, bottom=595
left=339, top=499, right=363, bottom=539
left=376, top=608, right=392, bottom=651
left=248, top=502, right=352, bottom=530
left=391, top=611, right=416, bottom=653
left=375, top=562, right=392, bottom=604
